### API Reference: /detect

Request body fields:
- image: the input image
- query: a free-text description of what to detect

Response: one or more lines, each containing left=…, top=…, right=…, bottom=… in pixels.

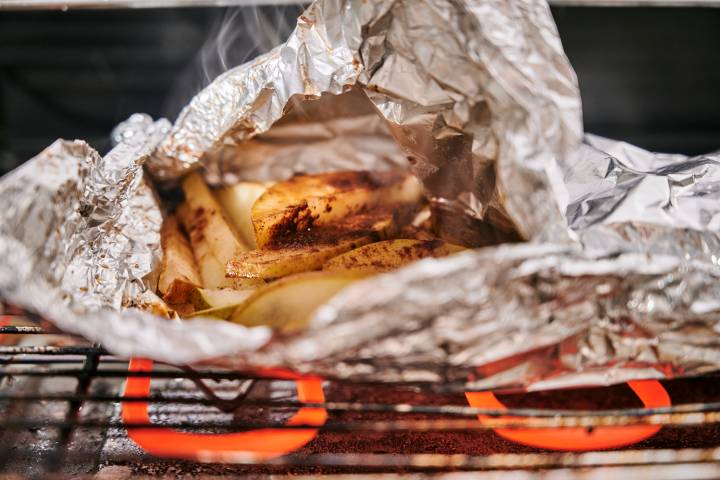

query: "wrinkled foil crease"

left=0, top=234, right=271, bottom=363
left=1, top=0, right=720, bottom=391
left=566, top=134, right=720, bottom=265
left=149, top=0, right=376, bottom=183
left=202, top=89, right=410, bottom=186
left=0, top=114, right=169, bottom=312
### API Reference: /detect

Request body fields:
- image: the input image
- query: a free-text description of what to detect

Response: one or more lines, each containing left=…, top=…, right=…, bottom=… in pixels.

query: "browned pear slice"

left=226, top=207, right=400, bottom=280
left=157, top=215, right=202, bottom=304
left=179, top=173, right=265, bottom=289
left=188, top=287, right=256, bottom=310
left=323, top=239, right=466, bottom=274
left=227, top=236, right=371, bottom=280
left=251, top=170, right=422, bottom=249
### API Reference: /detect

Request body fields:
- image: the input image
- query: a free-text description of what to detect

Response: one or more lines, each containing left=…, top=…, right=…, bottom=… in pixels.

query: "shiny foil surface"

left=567, top=134, right=720, bottom=264
left=1, top=0, right=719, bottom=390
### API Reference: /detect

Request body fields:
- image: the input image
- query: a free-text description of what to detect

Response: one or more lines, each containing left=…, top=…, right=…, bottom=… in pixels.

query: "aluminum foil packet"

left=1, top=0, right=720, bottom=391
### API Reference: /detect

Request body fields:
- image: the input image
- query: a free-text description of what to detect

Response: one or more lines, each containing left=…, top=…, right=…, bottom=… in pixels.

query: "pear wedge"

left=229, top=271, right=366, bottom=331
left=216, top=181, right=269, bottom=248
left=189, top=287, right=256, bottom=311
left=226, top=207, right=403, bottom=280
left=323, top=239, right=465, bottom=274
left=181, top=172, right=248, bottom=261
left=226, top=236, right=371, bottom=280
left=251, top=170, right=422, bottom=249
left=158, top=215, right=202, bottom=304
left=177, top=184, right=260, bottom=289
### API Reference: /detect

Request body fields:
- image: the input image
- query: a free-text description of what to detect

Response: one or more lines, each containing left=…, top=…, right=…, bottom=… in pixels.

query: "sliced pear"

left=189, top=287, right=256, bottom=311
left=181, top=171, right=248, bottom=259
left=177, top=200, right=226, bottom=289
left=176, top=173, right=259, bottom=291
left=216, top=182, right=268, bottom=248
left=226, top=207, right=401, bottom=280
left=229, top=271, right=367, bottom=331
left=158, top=215, right=202, bottom=304
left=251, top=170, right=423, bottom=248
left=323, top=239, right=466, bottom=274
left=227, top=236, right=372, bottom=280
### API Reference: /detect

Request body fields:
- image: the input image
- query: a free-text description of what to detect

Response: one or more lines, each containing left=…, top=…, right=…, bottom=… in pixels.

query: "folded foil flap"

left=567, top=134, right=720, bottom=263
left=151, top=0, right=582, bottom=244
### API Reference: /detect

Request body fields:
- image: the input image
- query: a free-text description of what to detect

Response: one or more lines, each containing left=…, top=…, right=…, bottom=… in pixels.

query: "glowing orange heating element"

left=0, top=316, right=12, bottom=344
left=122, top=358, right=327, bottom=462
left=465, top=380, right=670, bottom=451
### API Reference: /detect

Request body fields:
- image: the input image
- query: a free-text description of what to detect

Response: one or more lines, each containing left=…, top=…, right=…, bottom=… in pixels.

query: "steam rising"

left=164, top=4, right=303, bottom=120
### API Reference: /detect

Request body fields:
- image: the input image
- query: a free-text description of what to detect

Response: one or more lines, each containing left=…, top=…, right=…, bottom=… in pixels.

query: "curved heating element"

left=0, top=317, right=9, bottom=341
left=123, top=358, right=670, bottom=460
left=122, top=358, right=327, bottom=462
left=465, top=380, right=671, bottom=451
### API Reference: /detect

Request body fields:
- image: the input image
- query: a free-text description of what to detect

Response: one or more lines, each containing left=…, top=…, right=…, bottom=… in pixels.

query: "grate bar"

left=1, top=393, right=720, bottom=421
left=0, top=367, right=324, bottom=381
left=0, top=326, right=45, bottom=334
left=2, top=325, right=720, bottom=475
left=1, top=406, right=720, bottom=431
left=14, top=364, right=713, bottom=392
left=236, top=447, right=720, bottom=470
left=0, top=346, right=106, bottom=355
left=42, top=347, right=101, bottom=473
left=7, top=446, right=715, bottom=471
left=0, top=358, right=128, bottom=365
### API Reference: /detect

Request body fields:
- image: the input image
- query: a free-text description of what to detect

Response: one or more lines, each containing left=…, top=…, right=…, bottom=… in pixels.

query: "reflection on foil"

left=202, top=89, right=411, bottom=186
left=0, top=0, right=719, bottom=391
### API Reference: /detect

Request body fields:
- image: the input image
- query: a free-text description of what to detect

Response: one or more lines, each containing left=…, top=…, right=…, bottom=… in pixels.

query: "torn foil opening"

left=1, top=0, right=719, bottom=391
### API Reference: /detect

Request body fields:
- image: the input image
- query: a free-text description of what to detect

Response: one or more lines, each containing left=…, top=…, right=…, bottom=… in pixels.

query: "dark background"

left=0, top=5, right=719, bottom=173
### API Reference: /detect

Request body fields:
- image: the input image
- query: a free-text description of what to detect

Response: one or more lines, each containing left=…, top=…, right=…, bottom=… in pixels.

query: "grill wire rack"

left=2, top=310, right=720, bottom=479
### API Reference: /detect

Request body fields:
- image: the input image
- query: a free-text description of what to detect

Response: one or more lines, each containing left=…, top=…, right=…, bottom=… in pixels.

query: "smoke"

left=163, top=4, right=304, bottom=120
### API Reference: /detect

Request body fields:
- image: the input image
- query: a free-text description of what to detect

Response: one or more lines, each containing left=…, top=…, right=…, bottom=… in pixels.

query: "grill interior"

left=3, top=4, right=720, bottom=479
left=2, top=309, right=720, bottom=479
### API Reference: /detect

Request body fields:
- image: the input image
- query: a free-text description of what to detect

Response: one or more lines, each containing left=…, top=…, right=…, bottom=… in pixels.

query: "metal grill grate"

left=2, top=316, right=720, bottom=479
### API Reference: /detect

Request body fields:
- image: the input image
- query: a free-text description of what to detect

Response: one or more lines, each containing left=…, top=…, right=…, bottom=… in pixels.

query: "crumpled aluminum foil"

left=0, top=114, right=167, bottom=313
left=200, top=88, right=411, bottom=186
left=567, top=134, right=720, bottom=264
left=239, top=244, right=720, bottom=390
left=0, top=115, right=272, bottom=361
left=151, top=0, right=582, bottom=243
left=1, top=0, right=720, bottom=391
